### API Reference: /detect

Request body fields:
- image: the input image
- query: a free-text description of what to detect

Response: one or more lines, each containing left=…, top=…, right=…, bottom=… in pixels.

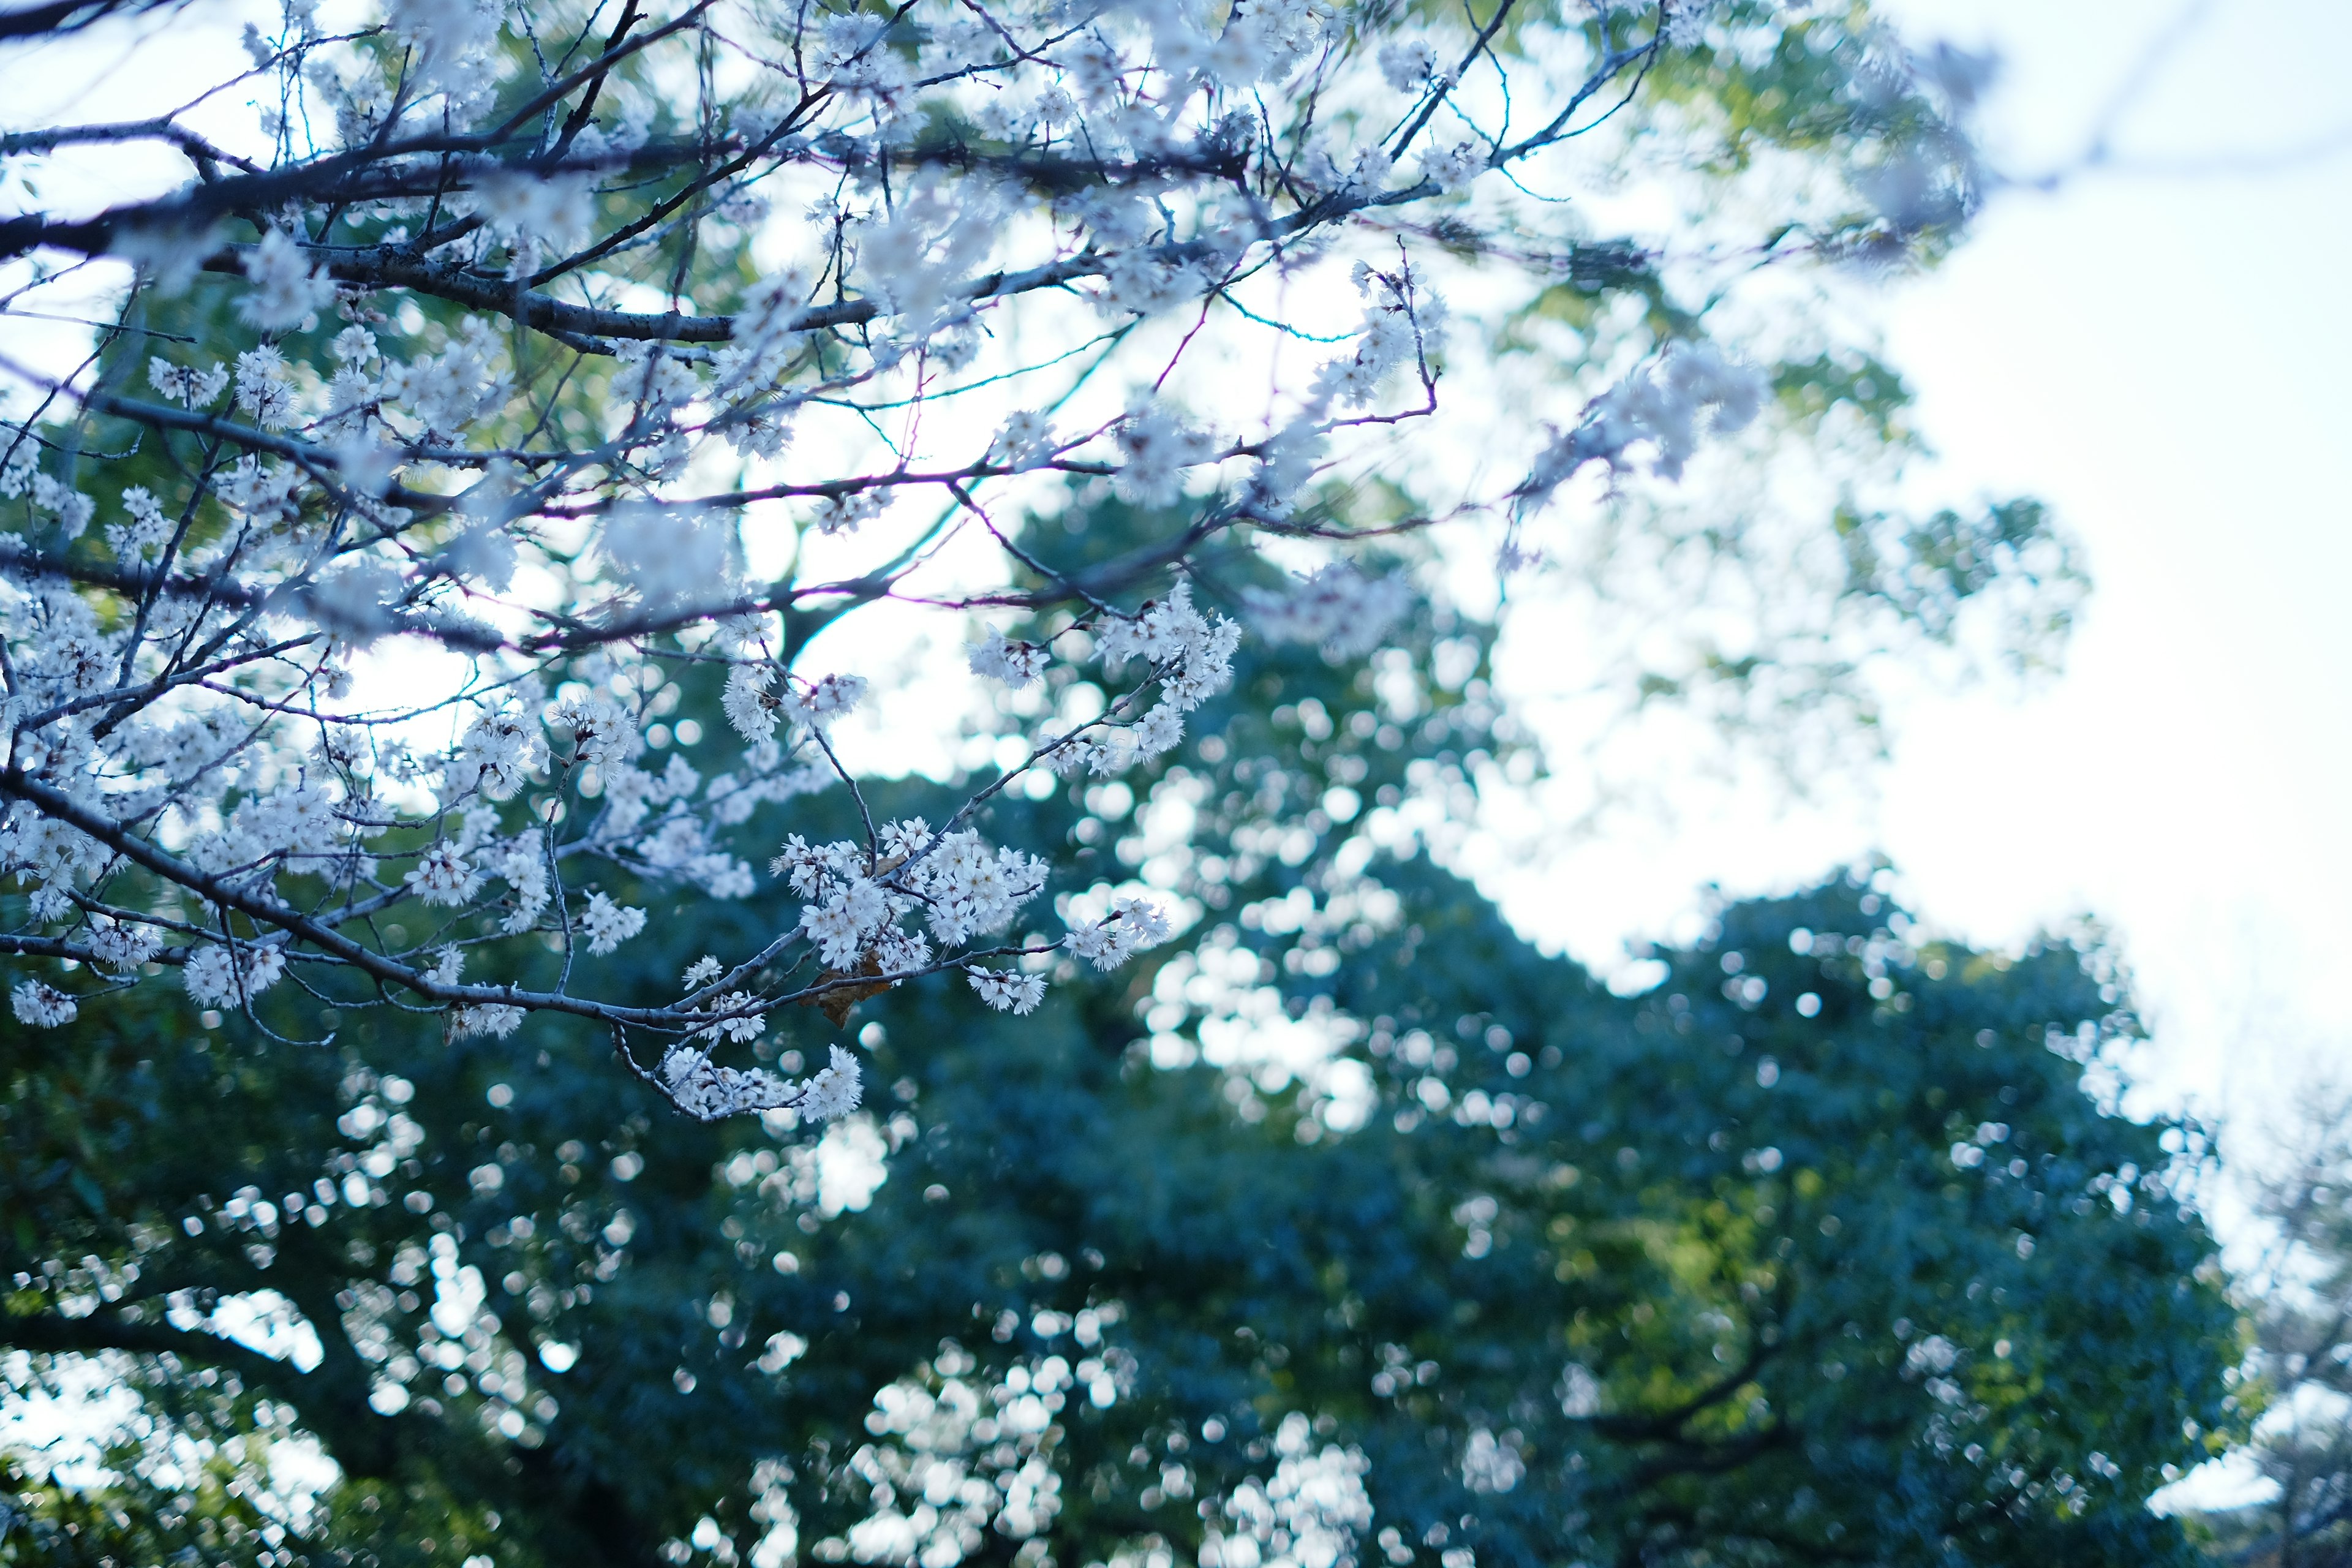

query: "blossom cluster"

left=777, top=816, right=1052, bottom=976
left=1521, top=343, right=1772, bottom=507
left=1244, top=565, right=1415, bottom=660
left=660, top=1039, right=864, bottom=1125
left=1040, top=584, right=1242, bottom=778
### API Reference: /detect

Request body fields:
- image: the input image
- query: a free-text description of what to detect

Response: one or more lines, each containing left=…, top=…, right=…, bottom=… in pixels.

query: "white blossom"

left=107, top=486, right=173, bottom=560
left=1377, top=39, right=1438, bottom=92
left=12, top=979, right=77, bottom=1027
left=600, top=504, right=733, bottom=608
left=1096, top=581, right=1241, bottom=718
left=878, top=817, right=933, bottom=864
left=234, top=345, right=299, bottom=428
left=183, top=943, right=286, bottom=1007
left=0, top=435, right=36, bottom=497
left=148, top=357, right=229, bottom=407
left=967, top=967, right=1046, bottom=1015
left=84, top=914, right=162, bottom=971
left=771, top=835, right=854, bottom=897
left=810, top=492, right=883, bottom=536
left=238, top=230, right=334, bottom=331
left=386, top=0, right=504, bottom=88
left=1462, top=1428, right=1525, bottom=1493
left=903, top=830, right=1049, bottom=947
left=405, top=843, right=484, bottom=907
left=797, top=1045, right=863, bottom=1121
left=722, top=664, right=780, bottom=742
left=550, top=694, right=630, bottom=766
left=1310, top=290, right=1434, bottom=410
left=660, top=1043, right=793, bottom=1120
left=451, top=1003, right=524, bottom=1038
left=986, top=410, right=1058, bottom=470
left=1244, top=564, right=1413, bottom=658
left=1133, top=699, right=1185, bottom=759
left=451, top=708, right=544, bottom=799
left=799, top=875, right=889, bottom=968
left=31, top=474, right=96, bottom=538
left=1066, top=896, right=1172, bottom=970
left=217, top=454, right=301, bottom=521
left=967, top=627, right=1049, bottom=687
left=873, top=924, right=932, bottom=975
left=695, top=990, right=766, bottom=1044
left=1419, top=140, right=1484, bottom=194
left=472, top=167, right=596, bottom=276
left=1112, top=401, right=1208, bottom=506
left=788, top=674, right=866, bottom=731
left=383, top=318, right=510, bottom=440
left=579, top=891, right=647, bottom=954
left=1524, top=342, right=1768, bottom=500
left=486, top=840, right=547, bottom=933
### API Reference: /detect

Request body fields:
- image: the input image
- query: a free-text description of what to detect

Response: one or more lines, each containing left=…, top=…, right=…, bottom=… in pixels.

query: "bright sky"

left=1479, top=0, right=2352, bottom=1151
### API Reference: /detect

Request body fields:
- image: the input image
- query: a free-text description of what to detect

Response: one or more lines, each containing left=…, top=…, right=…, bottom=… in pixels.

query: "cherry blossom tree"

left=0, top=0, right=2041, bottom=1128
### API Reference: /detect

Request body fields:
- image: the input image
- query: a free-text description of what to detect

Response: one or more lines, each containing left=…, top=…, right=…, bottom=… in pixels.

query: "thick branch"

left=0, top=1306, right=321, bottom=1419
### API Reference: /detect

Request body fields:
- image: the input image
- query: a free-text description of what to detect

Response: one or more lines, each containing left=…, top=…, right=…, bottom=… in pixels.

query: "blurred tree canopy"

left=1, top=529, right=2241, bottom=1566
left=2193, top=1102, right=2352, bottom=1567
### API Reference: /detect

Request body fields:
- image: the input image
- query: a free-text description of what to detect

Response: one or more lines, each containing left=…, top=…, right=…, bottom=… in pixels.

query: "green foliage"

left=2, top=565, right=2238, bottom=1566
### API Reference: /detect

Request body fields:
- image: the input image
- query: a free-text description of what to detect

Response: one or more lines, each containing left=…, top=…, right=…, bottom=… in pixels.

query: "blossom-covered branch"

left=0, top=0, right=2001, bottom=1123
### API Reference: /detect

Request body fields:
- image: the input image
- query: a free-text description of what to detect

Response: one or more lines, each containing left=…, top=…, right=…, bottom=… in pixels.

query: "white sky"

left=1479, top=0, right=2352, bottom=1147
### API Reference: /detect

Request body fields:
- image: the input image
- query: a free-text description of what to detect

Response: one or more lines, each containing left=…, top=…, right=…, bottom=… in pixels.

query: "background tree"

left=2189, top=1101, right=2352, bottom=1567
left=2, top=565, right=2240, bottom=1566
left=0, top=0, right=2078, bottom=1129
